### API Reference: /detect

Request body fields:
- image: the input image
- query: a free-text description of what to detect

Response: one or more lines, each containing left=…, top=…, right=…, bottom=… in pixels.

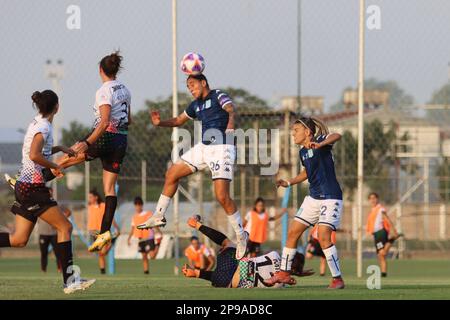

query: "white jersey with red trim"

left=18, top=114, right=53, bottom=184
left=93, top=80, right=131, bottom=134
left=238, top=251, right=283, bottom=288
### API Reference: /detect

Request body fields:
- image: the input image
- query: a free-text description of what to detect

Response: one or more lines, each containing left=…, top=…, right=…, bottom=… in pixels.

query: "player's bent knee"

left=10, top=235, right=29, bottom=248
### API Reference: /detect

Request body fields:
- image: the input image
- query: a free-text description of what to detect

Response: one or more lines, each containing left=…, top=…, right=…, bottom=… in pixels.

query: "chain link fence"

left=1, top=0, right=450, bottom=259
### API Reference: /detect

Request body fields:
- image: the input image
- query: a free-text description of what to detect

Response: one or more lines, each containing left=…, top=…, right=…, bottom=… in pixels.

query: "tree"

left=436, top=158, right=450, bottom=202
left=334, top=119, right=401, bottom=202
left=428, top=82, right=450, bottom=201
left=427, top=82, right=450, bottom=125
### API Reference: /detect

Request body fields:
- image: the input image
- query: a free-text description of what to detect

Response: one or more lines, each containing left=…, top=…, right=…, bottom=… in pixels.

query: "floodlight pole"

left=45, top=59, right=64, bottom=201
left=356, top=0, right=365, bottom=279
left=172, top=0, right=180, bottom=276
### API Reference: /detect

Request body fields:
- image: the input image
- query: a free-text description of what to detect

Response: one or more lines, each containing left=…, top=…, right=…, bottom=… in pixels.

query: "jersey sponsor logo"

left=301, top=149, right=315, bottom=162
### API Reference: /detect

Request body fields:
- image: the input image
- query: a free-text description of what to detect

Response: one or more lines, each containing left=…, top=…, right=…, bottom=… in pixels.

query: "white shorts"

left=295, top=196, right=343, bottom=230
left=181, top=143, right=235, bottom=180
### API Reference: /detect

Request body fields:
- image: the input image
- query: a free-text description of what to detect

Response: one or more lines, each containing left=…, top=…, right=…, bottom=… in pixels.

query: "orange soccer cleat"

left=328, top=277, right=345, bottom=289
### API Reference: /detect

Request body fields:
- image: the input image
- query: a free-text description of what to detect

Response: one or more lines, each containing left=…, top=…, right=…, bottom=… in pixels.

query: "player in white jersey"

left=0, top=90, right=95, bottom=294
left=182, top=215, right=313, bottom=288
left=39, top=52, right=131, bottom=252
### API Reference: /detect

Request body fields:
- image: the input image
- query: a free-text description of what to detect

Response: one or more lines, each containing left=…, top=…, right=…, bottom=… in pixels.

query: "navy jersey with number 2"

left=300, top=134, right=342, bottom=200
left=184, top=89, right=233, bottom=144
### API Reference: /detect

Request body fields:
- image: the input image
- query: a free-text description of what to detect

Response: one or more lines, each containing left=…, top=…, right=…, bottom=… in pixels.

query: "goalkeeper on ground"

left=182, top=215, right=313, bottom=288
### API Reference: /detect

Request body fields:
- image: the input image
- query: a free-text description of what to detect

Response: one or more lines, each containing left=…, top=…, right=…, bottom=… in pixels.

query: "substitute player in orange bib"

left=127, top=197, right=161, bottom=274
left=366, top=192, right=401, bottom=277
left=184, top=236, right=215, bottom=271
left=243, top=197, right=284, bottom=257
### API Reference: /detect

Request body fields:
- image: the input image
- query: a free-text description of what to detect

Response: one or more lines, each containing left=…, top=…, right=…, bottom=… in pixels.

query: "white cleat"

left=137, top=215, right=167, bottom=229
left=63, top=278, right=96, bottom=294
left=235, top=231, right=249, bottom=260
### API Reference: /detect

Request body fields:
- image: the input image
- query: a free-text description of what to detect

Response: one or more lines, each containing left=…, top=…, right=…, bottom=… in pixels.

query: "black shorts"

left=307, top=238, right=324, bottom=257
left=11, top=182, right=57, bottom=223
left=247, top=240, right=261, bottom=255
left=373, top=229, right=389, bottom=252
left=84, top=131, right=127, bottom=174
left=211, top=247, right=239, bottom=288
left=138, top=239, right=155, bottom=253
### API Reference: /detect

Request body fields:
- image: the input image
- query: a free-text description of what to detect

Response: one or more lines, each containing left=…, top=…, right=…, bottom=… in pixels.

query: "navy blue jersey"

left=184, top=89, right=233, bottom=144
left=300, top=134, right=342, bottom=200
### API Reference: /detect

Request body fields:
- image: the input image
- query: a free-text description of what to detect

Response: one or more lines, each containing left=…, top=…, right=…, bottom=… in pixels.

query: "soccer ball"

left=180, top=52, right=205, bottom=75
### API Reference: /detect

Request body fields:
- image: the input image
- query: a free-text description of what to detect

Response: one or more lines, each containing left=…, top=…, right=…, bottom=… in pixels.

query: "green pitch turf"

left=0, top=257, right=449, bottom=299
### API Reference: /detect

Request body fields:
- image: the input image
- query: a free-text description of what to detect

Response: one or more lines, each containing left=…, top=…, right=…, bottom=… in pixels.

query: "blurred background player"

left=137, top=73, right=248, bottom=260
left=127, top=196, right=160, bottom=274
left=305, top=224, right=337, bottom=277
left=243, top=197, right=285, bottom=257
left=87, top=189, right=120, bottom=274
left=37, top=190, right=71, bottom=273
left=182, top=215, right=313, bottom=288
left=366, top=192, right=401, bottom=277
left=0, top=90, right=94, bottom=294
left=267, top=117, right=345, bottom=289
left=40, top=52, right=131, bottom=253
left=184, top=236, right=215, bottom=272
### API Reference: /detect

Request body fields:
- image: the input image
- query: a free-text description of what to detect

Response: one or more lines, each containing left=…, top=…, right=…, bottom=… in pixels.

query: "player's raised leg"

left=137, top=162, right=193, bottom=229
left=88, top=170, right=119, bottom=251
left=213, top=179, right=248, bottom=259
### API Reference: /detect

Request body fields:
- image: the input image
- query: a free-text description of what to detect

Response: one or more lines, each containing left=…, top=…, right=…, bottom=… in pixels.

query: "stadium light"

left=172, top=0, right=180, bottom=276
left=44, top=59, right=64, bottom=201
left=356, top=0, right=365, bottom=279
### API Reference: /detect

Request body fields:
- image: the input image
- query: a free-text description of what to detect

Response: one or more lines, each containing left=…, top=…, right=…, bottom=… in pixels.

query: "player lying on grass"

left=0, top=90, right=95, bottom=294
left=182, top=215, right=314, bottom=288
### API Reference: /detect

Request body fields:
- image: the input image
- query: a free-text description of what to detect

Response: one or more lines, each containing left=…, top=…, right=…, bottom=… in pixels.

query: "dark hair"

left=187, top=73, right=209, bottom=87
left=31, top=90, right=58, bottom=116
left=253, top=197, right=265, bottom=211
left=295, top=116, right=329, bottom=138
left=134, top=196, right=144, bottom=205
left=368, top=192, right=379, bottom=199
left=89, top=189, right=103, bottom=204
left=99, top=51, right=123, bottom=78
left=190, top=236, right=199, bottom=242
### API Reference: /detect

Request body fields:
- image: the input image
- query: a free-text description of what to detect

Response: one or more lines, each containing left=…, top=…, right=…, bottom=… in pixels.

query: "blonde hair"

left=295, top=116, right=329, bottom=139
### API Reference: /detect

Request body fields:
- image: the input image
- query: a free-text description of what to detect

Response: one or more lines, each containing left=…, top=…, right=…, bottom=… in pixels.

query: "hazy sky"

left=1, top=0, right=449, bottom=141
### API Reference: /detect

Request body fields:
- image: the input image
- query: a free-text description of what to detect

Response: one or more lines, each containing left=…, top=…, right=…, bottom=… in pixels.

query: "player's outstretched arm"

left=223, top=103, right=235, bottom=131
left=276, top=170, right=308, bottom=188
left=51, top=145, right=76, bottom=156
left=309, top=133, right=342, bottom=149
left=150, top=110, right=190, bottom=127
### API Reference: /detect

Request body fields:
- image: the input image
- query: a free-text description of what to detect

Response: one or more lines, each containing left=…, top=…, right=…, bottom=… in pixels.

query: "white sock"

left=227, top=211, right=244, bottom=237
left=280, top=247, right=297, bottom=272
left=322, top=245, right=341, bottom=278
left=155, top=194, right=171, bottom=218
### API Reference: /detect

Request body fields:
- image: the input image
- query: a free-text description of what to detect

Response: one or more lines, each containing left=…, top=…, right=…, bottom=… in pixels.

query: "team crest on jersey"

left=302, top=149, right=315, bottom=162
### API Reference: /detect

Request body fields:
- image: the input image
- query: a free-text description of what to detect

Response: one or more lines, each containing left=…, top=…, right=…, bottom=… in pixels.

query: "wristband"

left=82, top=139, right=91, bottom=147
left=287, top=181, right=291, bottom=187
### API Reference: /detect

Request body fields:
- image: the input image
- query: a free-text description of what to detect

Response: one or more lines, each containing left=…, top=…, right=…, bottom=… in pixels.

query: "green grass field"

left=0, top=257, right=449, bottom=300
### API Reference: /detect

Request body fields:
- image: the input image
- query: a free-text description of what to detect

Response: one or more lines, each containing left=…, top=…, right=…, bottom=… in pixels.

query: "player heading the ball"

left=138, top=55, right=248, bottom=259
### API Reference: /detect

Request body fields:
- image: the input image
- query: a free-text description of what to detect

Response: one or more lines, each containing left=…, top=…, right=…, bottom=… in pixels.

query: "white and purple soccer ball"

left=180, top=52, right=205, bottom=75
